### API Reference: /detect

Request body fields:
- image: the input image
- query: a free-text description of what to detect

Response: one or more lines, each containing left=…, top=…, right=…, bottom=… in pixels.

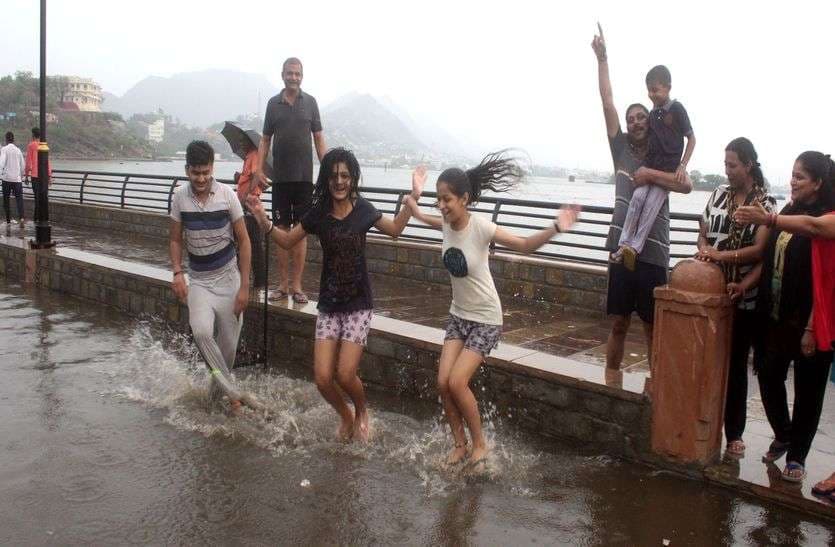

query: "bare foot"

left=445, top=443, right=469, bottom=467
left=352, top=410, right=370, bottom=442
left=337, top=418, right=353, bottom=442
left=467, top=445, right=489, bottom=469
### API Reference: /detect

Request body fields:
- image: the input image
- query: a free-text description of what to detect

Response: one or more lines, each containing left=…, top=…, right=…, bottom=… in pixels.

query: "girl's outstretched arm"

left=375, top=166, right=427, bottom=237
left=246, top=195, right=307, bottom=249
left=403, top=194, right=443, bottom=229
left=492, top=204, right=580, bottom=254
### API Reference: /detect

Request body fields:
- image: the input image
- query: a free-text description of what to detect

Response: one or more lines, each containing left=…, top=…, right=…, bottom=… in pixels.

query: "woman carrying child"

left=403, top=150, right=579, bottom=469
left=248, top=147, right=425, bottom=441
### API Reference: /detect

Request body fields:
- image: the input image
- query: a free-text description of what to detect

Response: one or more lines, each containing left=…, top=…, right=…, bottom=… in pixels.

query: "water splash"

left=107, top=318, right=595, bottom=497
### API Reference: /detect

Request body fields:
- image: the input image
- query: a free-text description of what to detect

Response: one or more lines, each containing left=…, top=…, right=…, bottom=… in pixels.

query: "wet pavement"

left=2, top=278, right=835, bottom=545
left=2, top=220, right=835, bottom=528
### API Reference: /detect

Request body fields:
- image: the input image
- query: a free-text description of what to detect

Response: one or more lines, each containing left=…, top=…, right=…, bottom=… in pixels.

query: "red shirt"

left=25, top=140, right=52, bottom=179
left=235, top=150, right=261, bottom=203
left=811, top=212, right=835, bottom=351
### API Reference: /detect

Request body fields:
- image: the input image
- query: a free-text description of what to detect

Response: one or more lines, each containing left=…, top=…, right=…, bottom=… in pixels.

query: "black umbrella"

left=221, top=121, right=274, bottom=181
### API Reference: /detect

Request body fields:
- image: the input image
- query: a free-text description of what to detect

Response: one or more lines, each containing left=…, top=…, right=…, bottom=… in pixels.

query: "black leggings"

left=724, top=309, right=757, bottom=442
left=757, top=320, right=833, bottom=465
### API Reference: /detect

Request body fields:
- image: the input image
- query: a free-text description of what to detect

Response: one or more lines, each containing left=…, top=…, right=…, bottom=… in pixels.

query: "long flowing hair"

left=439, top=149, right=526, bottom=204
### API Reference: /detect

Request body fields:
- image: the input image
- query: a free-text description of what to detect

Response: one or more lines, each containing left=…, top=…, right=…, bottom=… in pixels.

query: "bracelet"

left=173, top=270, right=183, bottom=277
left=553, top=219, right=562, bottom=233
left=804, top=326, right=814, bottom=332
left=767, top=212, right=778, bottom=228
left=266, top=221, right=275, bottom=235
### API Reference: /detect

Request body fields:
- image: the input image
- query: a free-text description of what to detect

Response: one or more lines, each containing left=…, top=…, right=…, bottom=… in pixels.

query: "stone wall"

left=27, top=199, right=609, bottom=318
left=0, top=238, right=650, bottom=458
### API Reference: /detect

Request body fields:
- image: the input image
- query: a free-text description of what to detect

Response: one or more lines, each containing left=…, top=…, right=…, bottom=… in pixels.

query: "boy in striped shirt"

left=169, top=140, right=258, bottom=414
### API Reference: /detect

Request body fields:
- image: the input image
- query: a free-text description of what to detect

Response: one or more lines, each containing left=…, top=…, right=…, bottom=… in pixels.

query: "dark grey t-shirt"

left=262, top=89, right=322, bottom=183
left=301, top=197, right=382, bottom=313
left=605, top=129, right=670, bottom=268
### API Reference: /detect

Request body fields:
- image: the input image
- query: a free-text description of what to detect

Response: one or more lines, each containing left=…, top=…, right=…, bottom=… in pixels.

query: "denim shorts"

left=315, top=309, right=373, bottom=346
left=444, top=314, right=501, bottom=357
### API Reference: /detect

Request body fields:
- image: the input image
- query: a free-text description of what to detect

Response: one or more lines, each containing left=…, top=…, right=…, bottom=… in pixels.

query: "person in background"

left=695, top=137, right=776, bottom=458
left=0, top=132, right=26, bottom=226
left=734, top=153, right=834, bottom=493
left=236, top=138, right=266, bottom=288
left=613, top=63, right=696, bottom=271
left=24, top=127, right=52, bottom=223
left=254, top=57, right=327, bottom=305
left=591, top=24, right=692, bottom=376
left=733, top=151, right=834, bottom=483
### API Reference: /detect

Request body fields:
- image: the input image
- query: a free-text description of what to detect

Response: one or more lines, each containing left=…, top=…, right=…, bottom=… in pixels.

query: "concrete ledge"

left=0, top=231, right=648, bottom=458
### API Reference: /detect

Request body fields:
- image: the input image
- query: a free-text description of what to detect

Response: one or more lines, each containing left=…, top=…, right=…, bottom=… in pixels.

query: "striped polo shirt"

left=170, top=179, right=244, bottom=283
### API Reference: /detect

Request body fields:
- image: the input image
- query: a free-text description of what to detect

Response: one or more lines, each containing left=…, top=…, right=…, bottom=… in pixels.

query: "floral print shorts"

left=315, top=309, right=374, bottom=346
left=444, top=314, right=502, bottom=357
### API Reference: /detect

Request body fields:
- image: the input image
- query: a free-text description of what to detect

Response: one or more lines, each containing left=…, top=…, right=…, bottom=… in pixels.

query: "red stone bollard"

left=649, top=259, right=733, bottom=466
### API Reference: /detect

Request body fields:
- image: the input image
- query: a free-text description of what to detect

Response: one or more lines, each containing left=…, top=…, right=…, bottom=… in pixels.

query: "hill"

left=103, top=70, right=279, bottom=127
left=0, top=72, right=151, bottom=159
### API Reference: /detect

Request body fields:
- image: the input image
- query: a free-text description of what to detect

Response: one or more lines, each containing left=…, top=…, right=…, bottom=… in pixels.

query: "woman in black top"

left=752, top=151, right=835, bottom=483
left=249, top=148, right=425, bottom=442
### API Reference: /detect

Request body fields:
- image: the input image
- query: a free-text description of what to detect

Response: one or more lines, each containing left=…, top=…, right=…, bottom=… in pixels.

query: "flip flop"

left=811, top=473, right=835, bottom=496
left=762, top=440, right=790, bottom=463
left=292, top=291, right=309, bottom=304
left=725, top=439, right=746, bottom=458
left=782, top=461, right=806, bottom=483
left=268, top=288, right=289, bottom=301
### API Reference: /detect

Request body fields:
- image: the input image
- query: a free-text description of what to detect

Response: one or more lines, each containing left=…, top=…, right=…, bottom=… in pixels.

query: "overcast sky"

left=3, top=0, right=833, bottom=185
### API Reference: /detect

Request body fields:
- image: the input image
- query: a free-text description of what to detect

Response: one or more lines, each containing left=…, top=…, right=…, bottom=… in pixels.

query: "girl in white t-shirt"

left=404, top=150, right=580, bottom=470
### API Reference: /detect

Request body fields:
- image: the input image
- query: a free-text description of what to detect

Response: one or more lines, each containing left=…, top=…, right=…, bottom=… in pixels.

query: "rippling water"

left=1, top=279, right=832, bottom=545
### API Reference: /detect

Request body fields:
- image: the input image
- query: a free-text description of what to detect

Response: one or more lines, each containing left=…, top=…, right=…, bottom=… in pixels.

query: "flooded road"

left=1, top=279, right=833, bottom=545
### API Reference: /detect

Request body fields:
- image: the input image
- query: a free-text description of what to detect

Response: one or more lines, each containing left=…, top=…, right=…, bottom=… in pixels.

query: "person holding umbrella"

left=222, top=122, right=271, bottom=288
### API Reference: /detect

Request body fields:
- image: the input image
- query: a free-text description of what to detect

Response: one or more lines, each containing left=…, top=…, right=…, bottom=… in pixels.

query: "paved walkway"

left=4, top=220, right=833, bottom=517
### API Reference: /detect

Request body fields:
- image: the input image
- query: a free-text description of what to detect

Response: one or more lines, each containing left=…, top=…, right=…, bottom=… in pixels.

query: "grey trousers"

left=188, top=268, right=245, bottom=404
left=618, top=183, right=668, bottom=254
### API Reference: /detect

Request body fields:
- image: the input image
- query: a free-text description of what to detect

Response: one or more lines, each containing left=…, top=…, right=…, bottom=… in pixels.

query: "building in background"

left=61, top=76, right=103, bottom=112
left=147, top=118, right=165, bottom=143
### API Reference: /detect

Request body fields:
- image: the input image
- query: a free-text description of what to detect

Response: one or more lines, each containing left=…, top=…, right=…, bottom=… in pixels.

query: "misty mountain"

left=323, top=92, right=473, bottom=160
left=102, top=70, right=279, bottom=127
left=323, top=92, right=424, bottom=157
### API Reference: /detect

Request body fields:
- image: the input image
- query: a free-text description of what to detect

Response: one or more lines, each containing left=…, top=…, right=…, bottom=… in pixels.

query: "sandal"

left=292, top=291, right=309, bottom=304
left=762, top=440, right=790, bottom=463
left=725, top=439, right=746, bottom=458
left=811, top=472, right=835, bottom=496
left=268, top=288, right=289, bottom=301
left=781, top=461, right=806, bottom=483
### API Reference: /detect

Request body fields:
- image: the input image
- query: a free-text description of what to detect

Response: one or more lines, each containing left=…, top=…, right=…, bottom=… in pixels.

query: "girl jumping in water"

left=248, top=147, right=425, bottom=441
left=403, top=150, right=580, bottom=469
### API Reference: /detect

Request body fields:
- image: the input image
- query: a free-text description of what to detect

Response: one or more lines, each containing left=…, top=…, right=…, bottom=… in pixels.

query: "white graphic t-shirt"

left=442, top=214, right=502, bottom=325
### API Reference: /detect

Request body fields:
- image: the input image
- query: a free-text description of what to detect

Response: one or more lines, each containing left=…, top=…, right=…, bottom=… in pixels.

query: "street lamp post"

left=31, top=0, right=54, bottom=249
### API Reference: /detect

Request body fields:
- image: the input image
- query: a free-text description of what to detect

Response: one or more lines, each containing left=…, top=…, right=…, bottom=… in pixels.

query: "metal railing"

left=37, top=169, right=702, bottom=266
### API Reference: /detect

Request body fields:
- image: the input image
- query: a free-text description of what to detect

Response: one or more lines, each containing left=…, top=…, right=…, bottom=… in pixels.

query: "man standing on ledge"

left=592, top=25, right=691, bottom=374
left=170, top=140, right=257, bottom=414
left=255, top=57, right=327, bottom=304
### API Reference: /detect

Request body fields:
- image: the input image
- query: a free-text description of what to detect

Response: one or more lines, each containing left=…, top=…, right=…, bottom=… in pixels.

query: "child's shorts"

left=315, top=308, right=374, bottom=346
left=444, top=314, right=501, bottom=357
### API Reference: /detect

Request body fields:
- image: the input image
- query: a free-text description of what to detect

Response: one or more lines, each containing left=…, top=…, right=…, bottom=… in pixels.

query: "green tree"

left=689, top=169, right=703, bottom=185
